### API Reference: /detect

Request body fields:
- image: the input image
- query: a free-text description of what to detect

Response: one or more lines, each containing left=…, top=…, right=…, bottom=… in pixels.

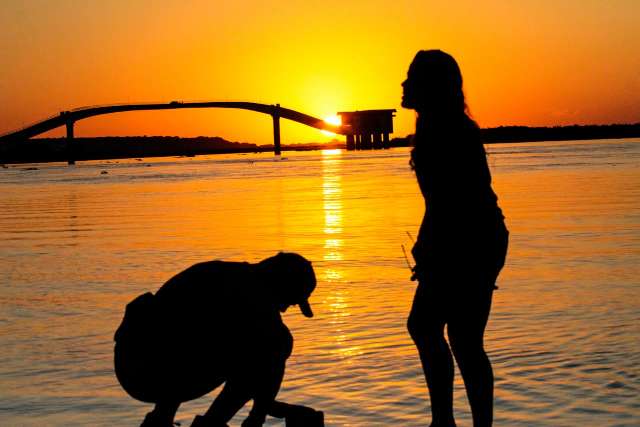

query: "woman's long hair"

left=409, top=50, right=478, bottom=169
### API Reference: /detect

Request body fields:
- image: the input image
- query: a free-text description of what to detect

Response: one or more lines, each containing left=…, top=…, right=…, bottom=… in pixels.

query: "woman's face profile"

left=401, top=50, right=463, bottom=116
left=401, top=66, right=420, bottom=110
left=402, top=59, right=427, bottom=111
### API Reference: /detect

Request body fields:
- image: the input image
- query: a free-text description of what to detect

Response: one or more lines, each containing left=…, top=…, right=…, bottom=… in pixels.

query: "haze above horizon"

left=1, top=0, right=638, bottom=144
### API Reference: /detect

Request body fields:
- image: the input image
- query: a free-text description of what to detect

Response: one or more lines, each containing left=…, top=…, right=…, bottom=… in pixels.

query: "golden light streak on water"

left=322, top=149, right=344, bottom=264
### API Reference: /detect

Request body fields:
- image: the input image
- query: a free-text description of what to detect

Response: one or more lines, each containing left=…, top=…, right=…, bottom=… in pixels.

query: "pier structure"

left=337, top=109, right=396, bottom=150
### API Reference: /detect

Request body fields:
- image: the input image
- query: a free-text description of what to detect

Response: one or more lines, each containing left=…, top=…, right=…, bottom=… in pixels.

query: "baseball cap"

left=298, top=298, right=314, bottom=318
left=259, top=252, right=316, bottom=318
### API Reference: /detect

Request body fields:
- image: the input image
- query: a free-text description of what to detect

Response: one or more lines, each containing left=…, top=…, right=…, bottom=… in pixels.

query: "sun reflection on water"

left=322, top=149, right=344, bottom=262
left=320, top=150, right=363, bottom=359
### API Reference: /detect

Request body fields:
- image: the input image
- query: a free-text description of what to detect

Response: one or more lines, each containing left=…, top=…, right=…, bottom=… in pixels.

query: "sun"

left=321, top=115, right=342, bottom=137
left=324, top=115, right=342, bottom=126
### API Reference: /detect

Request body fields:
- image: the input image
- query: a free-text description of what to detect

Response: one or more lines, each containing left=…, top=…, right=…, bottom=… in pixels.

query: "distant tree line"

left=390, top=123, right=640, bottom=146
left=0, top=136, right=259, bottom=164
left=480, top=123, right=640, bottom=143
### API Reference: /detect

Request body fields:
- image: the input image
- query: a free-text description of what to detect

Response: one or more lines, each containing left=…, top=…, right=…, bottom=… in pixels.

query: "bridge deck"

left=0, top=101, right=347, bottom=140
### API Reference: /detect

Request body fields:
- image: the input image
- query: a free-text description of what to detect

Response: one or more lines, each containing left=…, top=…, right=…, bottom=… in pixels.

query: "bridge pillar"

left=373, top=133, right=382, bottom=149
left=65, top=120, right=75, bottom=165
left=362, top=133, right=372, bottom=149
left=272, top=104, right=281, bottom=156
left=346, top=134, right=355, bottom=150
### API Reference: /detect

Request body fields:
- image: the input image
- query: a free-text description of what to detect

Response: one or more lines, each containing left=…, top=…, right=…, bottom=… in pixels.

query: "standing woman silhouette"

left=403, top=50, right=509, bottom=427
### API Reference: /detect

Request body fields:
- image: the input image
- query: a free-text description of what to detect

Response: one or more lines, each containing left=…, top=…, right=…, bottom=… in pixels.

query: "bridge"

left=0, top=101, right=395, bottom=164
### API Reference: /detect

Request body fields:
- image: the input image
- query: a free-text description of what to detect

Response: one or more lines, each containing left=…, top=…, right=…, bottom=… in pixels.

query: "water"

left=1, top=140, right=639, bottom=426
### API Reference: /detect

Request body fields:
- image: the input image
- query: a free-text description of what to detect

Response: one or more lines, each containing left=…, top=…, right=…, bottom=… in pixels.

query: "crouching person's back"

left=114, top=253, right=324, bottom=427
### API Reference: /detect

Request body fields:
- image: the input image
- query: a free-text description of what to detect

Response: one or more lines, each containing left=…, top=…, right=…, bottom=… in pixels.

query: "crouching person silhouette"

left=114, top=252, right=324, bottom=427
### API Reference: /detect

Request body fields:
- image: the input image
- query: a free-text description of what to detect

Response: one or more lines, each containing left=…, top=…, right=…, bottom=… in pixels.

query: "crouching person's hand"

left=284, top=404, right=324, bottom=427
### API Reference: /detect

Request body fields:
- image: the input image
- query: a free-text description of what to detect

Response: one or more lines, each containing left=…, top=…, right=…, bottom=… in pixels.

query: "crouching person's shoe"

left=140, top=411, right=176, bottom=427
left=190, top=414, right=229, bottom=427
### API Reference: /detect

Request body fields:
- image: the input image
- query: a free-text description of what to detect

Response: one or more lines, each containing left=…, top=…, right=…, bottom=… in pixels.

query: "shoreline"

left=1, top=123, right=638, bottom=164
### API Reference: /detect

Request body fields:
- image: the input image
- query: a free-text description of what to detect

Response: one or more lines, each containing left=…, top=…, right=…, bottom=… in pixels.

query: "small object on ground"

left=286, top=408, right=324, bottom=426
left=101, top=170, right=108, bottom=175
left=278, top=404, right=324, bottom=427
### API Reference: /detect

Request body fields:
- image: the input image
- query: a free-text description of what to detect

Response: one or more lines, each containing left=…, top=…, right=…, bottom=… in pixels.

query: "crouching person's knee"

left=268, top=326, right=293, bottom=364
left=280, top=328, right=293, bottom=361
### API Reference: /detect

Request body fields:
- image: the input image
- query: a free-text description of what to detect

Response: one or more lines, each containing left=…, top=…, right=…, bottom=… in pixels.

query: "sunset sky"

left=1, top=0, right=638, bottom=144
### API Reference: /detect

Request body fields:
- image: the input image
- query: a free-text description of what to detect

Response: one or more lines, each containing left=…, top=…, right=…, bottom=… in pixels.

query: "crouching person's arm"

left=241, top=323, right=293, bottom=427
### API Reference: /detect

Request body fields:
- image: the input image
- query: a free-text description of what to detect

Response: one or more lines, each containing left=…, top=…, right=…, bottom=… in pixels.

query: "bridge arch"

left=0, top=101, right=347, bottom=163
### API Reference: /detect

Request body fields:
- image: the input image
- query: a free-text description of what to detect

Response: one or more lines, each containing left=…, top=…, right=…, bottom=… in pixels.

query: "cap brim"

left=299, top=299, right=313, bottom=318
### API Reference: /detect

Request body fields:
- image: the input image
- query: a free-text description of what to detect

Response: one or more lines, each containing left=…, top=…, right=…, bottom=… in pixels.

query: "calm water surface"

left=1, top=140, right=639, bottom=426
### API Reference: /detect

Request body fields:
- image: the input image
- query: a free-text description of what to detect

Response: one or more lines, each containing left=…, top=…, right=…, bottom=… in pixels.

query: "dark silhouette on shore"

left=402, top=50, right=509, bottom=427
left=479, top=123, right=640, bottom=143
left=114, top=252, right=324, bottom=427
left=0, top=136, right=261, bottom=164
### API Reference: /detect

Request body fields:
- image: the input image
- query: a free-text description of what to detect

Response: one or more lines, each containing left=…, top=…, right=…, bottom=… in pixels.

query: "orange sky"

left=1, top=0, right=638, bottom=144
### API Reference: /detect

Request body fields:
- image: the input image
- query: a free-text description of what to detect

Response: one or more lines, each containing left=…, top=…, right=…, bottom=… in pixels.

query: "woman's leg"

left=407, top=282, right=457, bottom=427
left=447, top=287, right=494, bottom=427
